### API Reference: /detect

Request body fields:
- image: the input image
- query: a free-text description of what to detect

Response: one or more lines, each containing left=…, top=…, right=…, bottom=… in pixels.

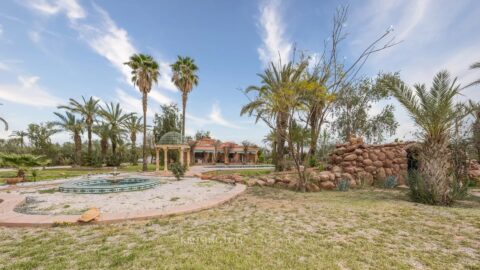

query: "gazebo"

left=155, top=131, right=190, bottom=172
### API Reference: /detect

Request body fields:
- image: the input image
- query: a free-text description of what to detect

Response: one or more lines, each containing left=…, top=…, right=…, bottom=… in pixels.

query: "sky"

left=0, top=0, right=479, bottom=147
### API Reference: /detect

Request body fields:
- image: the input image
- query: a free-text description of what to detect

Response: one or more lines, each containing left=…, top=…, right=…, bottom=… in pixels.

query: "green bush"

left=337, top=179, right=349, bottom=192
left=169, top=162, right=186, bottom=180
left=106, top=154, right=121, bottom=167
left=383, top=176, right=397, bottom=189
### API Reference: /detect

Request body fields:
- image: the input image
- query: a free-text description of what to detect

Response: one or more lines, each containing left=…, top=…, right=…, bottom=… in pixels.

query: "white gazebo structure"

left=154, top=131, right=190, bottom=172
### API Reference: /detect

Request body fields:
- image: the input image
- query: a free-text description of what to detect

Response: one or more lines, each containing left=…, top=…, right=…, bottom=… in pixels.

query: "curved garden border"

left=0, top=182, right=246, bottom=227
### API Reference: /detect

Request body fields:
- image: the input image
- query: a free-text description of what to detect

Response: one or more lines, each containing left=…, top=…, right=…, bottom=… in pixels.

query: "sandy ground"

left=9, top=178, right=234, bottom=215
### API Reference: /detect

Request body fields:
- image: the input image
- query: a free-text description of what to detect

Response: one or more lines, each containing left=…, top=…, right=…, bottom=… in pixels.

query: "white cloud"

left=115, top=88, right=153, bottom=118
left=257, top=0, right=292, bottom=66
left=0, top=75, right=62, bottom=107
left=0, top=24, right=3, bottom=36
left=72, top=4, right=135, bottom=83
left=25, top=0, right=86, bottom=20
left=186, top=103, right=244, bottom=130
left=0, top=62, right=9, bottom=71
left=28, top=30, right=41, bottom=43
left=149, top=90, right=173, bottom=105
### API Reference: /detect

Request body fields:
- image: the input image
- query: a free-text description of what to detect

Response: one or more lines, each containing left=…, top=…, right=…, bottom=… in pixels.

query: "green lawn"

left=0, top=164, right=161, bottom=184
left=203, top=169, right=273, bottom=177
left=1, top=187, right=479, bottom=269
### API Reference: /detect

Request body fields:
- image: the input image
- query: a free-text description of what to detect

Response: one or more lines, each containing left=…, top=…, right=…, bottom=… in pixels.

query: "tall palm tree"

left=53, top=111, right=84, bottom=166
left=0, top=103, right=8, bottom=131
left=10, top=130, right=28, bottom=148
left=124, top=54, right=160, bottom=171
left=171, top=56, right=199, bottom=137
left=123, top=114, right=142, bottom=165
left=466, top=61, right=480, bottom=88
left=99, top=102, right=131, bottom=156
left=93, top=122, right=110, bottom=164
left=241, top=140, right=251, bottom=164
left=58, top=96, right=100, bottom=161
left=241, top=61, right=307, bottom=171
left=385, top=70, right=467, bottom=205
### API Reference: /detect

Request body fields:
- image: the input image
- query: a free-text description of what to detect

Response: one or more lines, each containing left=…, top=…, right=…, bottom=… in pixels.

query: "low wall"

left=327, top=137, right=413, bottom=185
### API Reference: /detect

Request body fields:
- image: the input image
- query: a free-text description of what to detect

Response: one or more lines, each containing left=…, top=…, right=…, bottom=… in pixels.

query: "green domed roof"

left=158, top=131, right=186, bottom=145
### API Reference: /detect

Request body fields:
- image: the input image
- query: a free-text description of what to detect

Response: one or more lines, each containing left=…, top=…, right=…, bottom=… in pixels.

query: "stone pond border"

left=0, top=182, right=246, bottom=227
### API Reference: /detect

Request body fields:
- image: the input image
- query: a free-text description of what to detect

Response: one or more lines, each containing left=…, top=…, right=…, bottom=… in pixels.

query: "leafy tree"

left=0, top=153, right=49, bottom=179
left=195, top=130, right=211, bottom=140
left=99, top=102, right=132, bottom=156
left=124, top=54, right=160, bottom=171
left=153, top=104, right=182, bottom=141
left=384, top=70, right=468, bottom=205
left=123, top=114, right=142, bottom=165
left=58, top=96, right=100, bottom=162
left=10, top=130, right=28, bottom=148
left=52, top=111, right=84, bottom=166
left=171, top=56, right=199, bottom=137
left=27, top=123, right=58, bottom=156
left=333, top=76, right=398, bottom=143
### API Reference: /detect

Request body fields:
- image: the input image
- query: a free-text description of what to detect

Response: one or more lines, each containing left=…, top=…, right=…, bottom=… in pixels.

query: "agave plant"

left=0, top=153, right=50, bottom=179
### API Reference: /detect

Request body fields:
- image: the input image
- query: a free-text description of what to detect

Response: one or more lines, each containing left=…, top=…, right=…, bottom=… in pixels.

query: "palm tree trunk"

left=101, top=139, right=108, bottom=164
left=276, top=112, right=288, bottom=171
left=182, top=93, right=187, bottom=137
left=142, top=92, right=148, bottom=171
left=87, top=124, right=92, bottom=160
left=74, top=133, right=82, bottom=167
left=131, top=133, right=137, bottom=165
left=420, top=140, right=452, bottom=205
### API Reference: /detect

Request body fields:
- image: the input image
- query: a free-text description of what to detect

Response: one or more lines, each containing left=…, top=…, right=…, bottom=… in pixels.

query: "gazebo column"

left=179, top=147, right=184, bottom=165
left=155, top=147, right=160, bottom=172
left=254, top=152, right=258, bottom=164
left=163, top=147, right=168, bottom=172
left=186, top=149, right=190, bottom=168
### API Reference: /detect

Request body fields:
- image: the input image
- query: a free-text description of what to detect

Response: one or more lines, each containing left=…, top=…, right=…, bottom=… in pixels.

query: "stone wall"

left=327, top=137, right=413, bottom=186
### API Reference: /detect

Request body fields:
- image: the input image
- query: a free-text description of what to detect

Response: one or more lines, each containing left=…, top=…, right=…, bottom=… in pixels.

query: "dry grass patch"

left=0, top=187, right=479, bottom=269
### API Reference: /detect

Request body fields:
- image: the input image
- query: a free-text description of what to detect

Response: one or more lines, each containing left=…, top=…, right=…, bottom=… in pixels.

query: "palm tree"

left=213, top=139, right=222, bottom=164
left=10, top=130, right=28, bottom=148
left=466, top=61, right=480, bottom=88
left=171, top=56, right=199, bottom=137
left=52, top=111, right=85, bottom=166
left=93, top=122, right=110, bottom=164
left=385, top=70, right=467, bottom=205
left=241, top=140, right=251, bottom=164
left=123, top=114, right=142, bottom=165
left=58, top=96, right=100, bottom=161
left=0, top=103, right=8, bottom=131
left=98, top=102, right=131, bottom=156
left=241, top=61, right=307, bottom=171
left=124, top=54, right=160, bottom=171
left=0, top=153, right=49, bottom=179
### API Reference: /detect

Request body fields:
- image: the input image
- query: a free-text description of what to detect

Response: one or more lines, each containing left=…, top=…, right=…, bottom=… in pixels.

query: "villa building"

left=191, top=137, right=259, bottom=165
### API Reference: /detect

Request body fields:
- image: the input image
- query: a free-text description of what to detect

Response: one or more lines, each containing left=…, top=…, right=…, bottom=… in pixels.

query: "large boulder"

left=320, top=181, right=335, bottom=190
left=306, top=183, right=320, bottom=192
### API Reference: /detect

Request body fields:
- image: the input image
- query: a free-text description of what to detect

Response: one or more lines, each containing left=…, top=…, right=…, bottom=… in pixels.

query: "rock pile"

left=326, top=137, right=413, bottom=185
left=468, top=160, right=480, bottom=183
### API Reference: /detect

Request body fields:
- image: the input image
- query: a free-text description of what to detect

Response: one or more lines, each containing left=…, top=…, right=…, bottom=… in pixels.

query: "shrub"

left=169, top=162, right=186, bottom=180
left=106, top=154, right=121, bottom=167
left=337, top=179, right=349, bottom=192
left=408, top=170, right=469, bottom=206
left=383, top=176, right=397, bottom=189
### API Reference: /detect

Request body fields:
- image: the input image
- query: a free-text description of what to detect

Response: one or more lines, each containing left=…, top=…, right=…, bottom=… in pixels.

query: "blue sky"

left=0, top=0, right=479, bottom=146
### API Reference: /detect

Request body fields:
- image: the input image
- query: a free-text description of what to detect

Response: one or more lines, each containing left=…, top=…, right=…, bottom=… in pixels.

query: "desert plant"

left=31, top=169, right=39, bottom=182
left=169, top=162, right=186, bottom=180
left=385, top=70, right=468, bottom=205
left=337, top=179, right=350, bottom=191
left=0, top=153, right=49, bottom=180
left=383, top=176, right=397, bottom=189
